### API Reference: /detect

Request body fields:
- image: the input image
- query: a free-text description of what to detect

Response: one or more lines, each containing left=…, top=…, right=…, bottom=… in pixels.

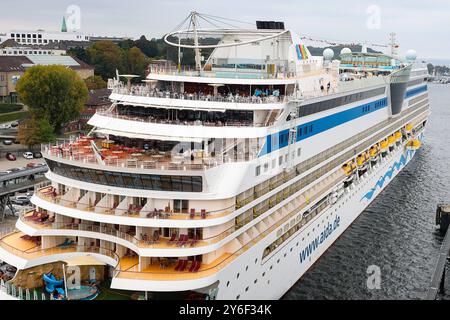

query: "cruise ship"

left=0, top=13, right=430, bottom=300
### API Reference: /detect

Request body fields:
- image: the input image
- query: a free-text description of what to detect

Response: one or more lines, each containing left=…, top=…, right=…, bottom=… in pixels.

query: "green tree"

left=87, top=41, right=125, bottom=80
left=84, top=75, right=107, bottom=90
left=126, top=47, right=149, bottom=79
left=135, top=36, right=159, bottom=57
left=18, top=117, right=56, bottom=147
left=16, top=65, right=88, bottom=134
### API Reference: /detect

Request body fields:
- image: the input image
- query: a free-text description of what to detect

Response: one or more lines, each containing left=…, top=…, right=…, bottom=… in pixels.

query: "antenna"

left=389, top=32, right=398, bottom=57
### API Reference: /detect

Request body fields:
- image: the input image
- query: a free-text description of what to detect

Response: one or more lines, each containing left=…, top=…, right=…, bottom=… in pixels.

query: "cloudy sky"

left=1, top=0, right=449, bottom=60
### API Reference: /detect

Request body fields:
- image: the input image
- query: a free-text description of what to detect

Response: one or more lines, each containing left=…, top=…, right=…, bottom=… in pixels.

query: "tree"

left=67, top=46, right=89, bottom=63
left=126, top=47, right=149, bottom=79
left=427, top=63, right=434, bottom=75
left=86, top=41, right=125, bottom=80
left=18, top=117, right=56, bottom=147
left=84, top=75, right=107, bottom=90
left=16, top=65, right=88, bottom=134
left=135, top=36, right=159, bottom=57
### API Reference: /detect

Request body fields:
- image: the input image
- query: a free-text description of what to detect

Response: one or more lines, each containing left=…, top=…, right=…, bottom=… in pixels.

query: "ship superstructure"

left=0, top=13, right=430, bottom=300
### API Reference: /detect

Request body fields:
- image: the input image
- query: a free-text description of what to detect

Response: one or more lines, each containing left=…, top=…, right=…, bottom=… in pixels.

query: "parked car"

left=13, top=140, right=21, bottom=144
left=5, top=153, right=16, bottom=161
left=3, top=140, right=13, bottom=145
left=23, top=152, right=34, bottom=159
left=10, top=122, right=19, bottom=128
left=33, top=152, right=43, bottom=159
left=11, top=195, right=31, bottom=205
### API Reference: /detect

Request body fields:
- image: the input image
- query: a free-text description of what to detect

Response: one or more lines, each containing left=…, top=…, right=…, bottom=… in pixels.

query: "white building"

left=0, top=30, right=89, bottom=45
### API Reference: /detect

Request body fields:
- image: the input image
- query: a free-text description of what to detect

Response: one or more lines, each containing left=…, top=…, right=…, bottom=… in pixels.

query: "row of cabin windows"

left=46, top=159, right=203, bottom=192
left=294, top=87, right=386, bottom=119
left=255, top=148, right=302, bottom=176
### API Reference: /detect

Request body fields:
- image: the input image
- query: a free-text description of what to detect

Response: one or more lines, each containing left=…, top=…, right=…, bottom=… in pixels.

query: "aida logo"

left=296, top=44, right=309, bottom=60
left=299, top=216, right=340, bottom=264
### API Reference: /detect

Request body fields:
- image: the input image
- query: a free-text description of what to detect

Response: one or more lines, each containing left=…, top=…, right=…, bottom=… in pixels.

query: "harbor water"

left=284, top=84, right=450, bottom=300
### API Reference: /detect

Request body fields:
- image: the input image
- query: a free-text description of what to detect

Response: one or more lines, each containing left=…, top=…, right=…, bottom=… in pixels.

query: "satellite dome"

left=323, top=48, right=335, bottom=60
left=405, top=49, right=417, bottom=61
left=340, top=47, right=352, bottom=55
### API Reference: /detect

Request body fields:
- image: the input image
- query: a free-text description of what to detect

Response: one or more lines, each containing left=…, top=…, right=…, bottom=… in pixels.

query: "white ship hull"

left=214, top=141, right=419, bottom=299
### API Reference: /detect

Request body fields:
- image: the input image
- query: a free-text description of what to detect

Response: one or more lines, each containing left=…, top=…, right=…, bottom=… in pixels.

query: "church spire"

left=61, top=16, right=67, bottom=32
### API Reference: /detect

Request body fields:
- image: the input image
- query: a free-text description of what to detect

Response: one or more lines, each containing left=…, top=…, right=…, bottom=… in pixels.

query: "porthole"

left=284, top=253, right=287, bottom=258
left=290, top=248, right=293, bottom=252
left=255, top=258, right=258, bottom=264
left=246, top=266, right=249, bottom=271
left=237, top=273, right=240, bottom=279
left=262, top=272, right=266, bottom=277
left=277, top=259, right=280, bottom=264
left=254, top=279, right=258, bottom=284
left=245, top=287, right=249, bottom=292
left=237, top=295, right=240, bottom=299
left=226, top=281, right=230, bottom=287
left=270, top=265, right=273, bottom=270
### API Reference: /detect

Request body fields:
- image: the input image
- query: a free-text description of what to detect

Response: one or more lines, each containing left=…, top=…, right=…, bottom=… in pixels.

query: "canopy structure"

left=63, top=255, right=106, bottom=267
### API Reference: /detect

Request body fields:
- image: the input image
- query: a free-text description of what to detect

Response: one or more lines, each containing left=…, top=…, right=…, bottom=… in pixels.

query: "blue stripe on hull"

left=259, top=85, right=427, bottom=158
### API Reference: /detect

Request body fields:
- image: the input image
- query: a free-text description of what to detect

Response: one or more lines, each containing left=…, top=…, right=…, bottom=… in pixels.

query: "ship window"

left=45, top=159, right=203, bottom=192
left=255, top=166, right=261, bottom=176
left=150, top=176, right=161, bottom=189
left=122, top=174, right=134, bottom=188
left=174, top=200, right=189, bottom=213
left=279, top=156, right=283, bottom=165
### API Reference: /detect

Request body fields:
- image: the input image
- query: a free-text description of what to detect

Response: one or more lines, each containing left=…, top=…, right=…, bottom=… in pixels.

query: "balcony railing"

left=20, top=210, right=238, bottom=249
left=0, top=231, right=119, bottom=265
left=42, top=138, right=227, bottom=172
left=95, top=108, right=267, bottom=128
left=35, top=187, right=235, bottom=221
left=110, top=84, right=287, bottom=104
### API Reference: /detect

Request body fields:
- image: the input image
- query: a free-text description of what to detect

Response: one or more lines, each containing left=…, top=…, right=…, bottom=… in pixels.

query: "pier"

left=426, top=204, right=450, bottom=300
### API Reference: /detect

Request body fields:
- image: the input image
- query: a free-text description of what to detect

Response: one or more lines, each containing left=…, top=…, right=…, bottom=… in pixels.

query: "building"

left=65, top=88, right=112, bottom=133
left=0, top=55, right=94, bottom=102
left=0, top=29, right=90, bottom=46
left=0, top=56, right=30, bottom=102
left=0, top=39, right=93, bottom=57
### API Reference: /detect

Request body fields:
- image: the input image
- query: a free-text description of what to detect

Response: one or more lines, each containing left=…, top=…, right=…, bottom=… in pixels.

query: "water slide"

left=42, top=273, right=65, bottom=296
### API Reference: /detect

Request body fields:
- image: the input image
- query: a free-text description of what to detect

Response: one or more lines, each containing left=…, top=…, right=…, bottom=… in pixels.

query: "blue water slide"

left=43, top=273, right=64, bottom=295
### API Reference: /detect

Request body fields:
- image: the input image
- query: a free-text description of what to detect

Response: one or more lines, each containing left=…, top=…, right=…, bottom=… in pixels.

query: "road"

left=0, top=157, right=45, bottom=172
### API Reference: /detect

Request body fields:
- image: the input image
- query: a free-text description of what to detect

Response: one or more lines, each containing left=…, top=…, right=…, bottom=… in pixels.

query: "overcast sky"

left=1, top=0, right=449, bottom=60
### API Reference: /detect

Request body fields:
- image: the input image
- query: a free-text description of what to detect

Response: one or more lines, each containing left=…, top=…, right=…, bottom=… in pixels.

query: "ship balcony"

left=18, top=209, right=238, bottom=256
left=110, top=84, right=288, bottom=106
left=42, top=136, right=256, bottom=173
left=0, top=231, right=118, bottom=270
left=0, top=231, right=227, bottom=291
left=33, top=186, right=234, bottom=226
